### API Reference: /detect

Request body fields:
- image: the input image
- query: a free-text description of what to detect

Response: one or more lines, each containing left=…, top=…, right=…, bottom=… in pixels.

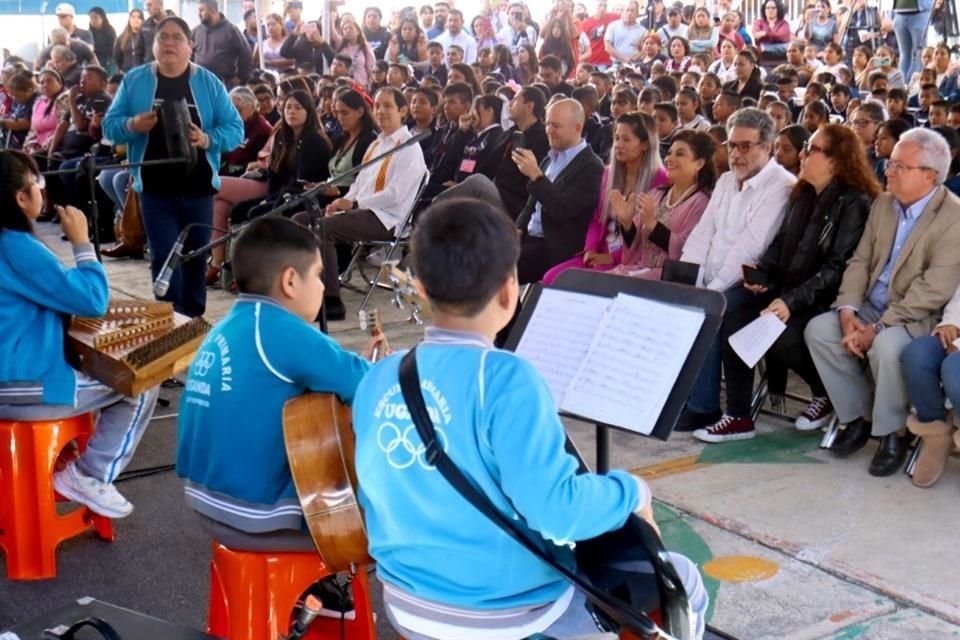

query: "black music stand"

left=502, top=270, right=725, bottom=473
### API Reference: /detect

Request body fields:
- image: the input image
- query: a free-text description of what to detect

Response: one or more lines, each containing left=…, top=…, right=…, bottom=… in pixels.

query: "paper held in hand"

left=514, top=288, right=705, bottom=435
left=728, top=312, right=788, bottom=369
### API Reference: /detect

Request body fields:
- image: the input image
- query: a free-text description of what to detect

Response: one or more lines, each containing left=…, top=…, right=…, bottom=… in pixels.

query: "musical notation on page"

left=562, top=295, right=704, bottom=435
left=514, top=289, right=611, bottom=405
left=516, top=290, right=704, bottom=435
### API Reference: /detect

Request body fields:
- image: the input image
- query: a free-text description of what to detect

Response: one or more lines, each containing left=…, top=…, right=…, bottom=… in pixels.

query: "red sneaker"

left=795, top=396, right=834, bottom=432
left=693, top=415, right=756, bottom=443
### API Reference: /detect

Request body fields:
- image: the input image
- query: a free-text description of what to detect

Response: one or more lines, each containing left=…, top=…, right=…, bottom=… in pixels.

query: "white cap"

left=55, top=3, right=76, bottom=16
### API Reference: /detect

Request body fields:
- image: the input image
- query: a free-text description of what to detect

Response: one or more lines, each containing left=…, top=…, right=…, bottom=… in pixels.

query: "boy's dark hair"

left=830, top=83, right=850, bottom=97
left=334, top=53, right=353, bottom=67
left=0, top=150, right=38, bottom=233
left=886, top=87, right=908, bottom=102
left=638, top=87, right=662, bottom=103
left=388, top=63, right=411, bottom=80
left=231, top=217, right=322, bottom=296
left=411, top=198, right=520, bottom=317
left=572, top=84, right=598, bottom=107
left=716, top=91, right=742, bottom=109
left=426, top=40, right=444, bottom=51
left=518, top=85, right=547, bottom=120
left=413, top=86, right=439, bottom=107
left=654, top=101, right=679, bottom=122
left=442, top=81, right=474, bottom=103
left=950, top=102, right=960, bottom=114
left=920, top=82, right=940, bottom=94
left=474, top=94, right=503, bottom=121
left=539, top=55, right=563, bottom=73
left=108, top=71, right=125, bottom=85
left=931, top=99, right=950, bottom=111
left=651, top=75, right=677, bottom=100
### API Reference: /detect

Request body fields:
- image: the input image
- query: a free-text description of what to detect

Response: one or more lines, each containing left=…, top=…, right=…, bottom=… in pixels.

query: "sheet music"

left=728, top=312, right=787, bottom=369
left=514, top=289, right=612, bottom=404
left=561, top=294, right=705, bottom=435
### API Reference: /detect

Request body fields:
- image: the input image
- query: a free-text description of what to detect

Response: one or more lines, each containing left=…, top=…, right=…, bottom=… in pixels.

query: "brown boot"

left=906, top=416, right=954, bottom=488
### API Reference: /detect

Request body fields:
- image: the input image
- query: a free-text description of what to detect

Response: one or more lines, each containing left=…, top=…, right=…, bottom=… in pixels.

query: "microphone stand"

left=156, top=129, right=431, bottom=332
left=42, top=156, right=189, bottom=261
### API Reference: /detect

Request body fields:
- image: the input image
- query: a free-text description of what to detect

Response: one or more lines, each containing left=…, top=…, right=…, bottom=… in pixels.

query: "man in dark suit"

left=512, top=98, right=604, bottom=284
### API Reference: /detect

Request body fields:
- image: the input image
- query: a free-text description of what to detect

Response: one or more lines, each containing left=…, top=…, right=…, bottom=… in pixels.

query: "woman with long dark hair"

left=326, top=89, right=379, bottom=197
left=448, top=62, right=483, bottom=97
left=88, top=7, right=117, bottom=73
left=113, top=9, right=143, bottom=72
left=216, top=91, right=333, bottom=282
left=515, top=43, right=539, bottom=85
left=542, top=112, right=667, bottom=284
left=538, top=18, right=575, bottom=78
left=489, top=44, right=517, bottom=82
left=0, top=149, right=158, bottom=518
left=694, top=124, right=880, bottom=444
left=612, top=129, right=715, bottom=280
left=665, top=36, right=693, bottom=73
left=386, top=16, right=427, bottom=64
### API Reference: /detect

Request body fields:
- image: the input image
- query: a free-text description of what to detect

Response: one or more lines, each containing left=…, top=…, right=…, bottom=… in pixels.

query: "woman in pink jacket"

left=610, top=129, right=716, bottom=280
left=542, top=112, right=667, bottom=285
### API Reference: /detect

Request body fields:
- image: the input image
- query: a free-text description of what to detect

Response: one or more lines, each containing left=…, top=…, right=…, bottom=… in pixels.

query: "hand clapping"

left=608, top=189, right=636, bottom=228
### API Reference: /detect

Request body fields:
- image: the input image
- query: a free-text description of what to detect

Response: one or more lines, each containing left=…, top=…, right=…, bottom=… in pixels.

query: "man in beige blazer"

left=805, top=128, right=960, bottom=477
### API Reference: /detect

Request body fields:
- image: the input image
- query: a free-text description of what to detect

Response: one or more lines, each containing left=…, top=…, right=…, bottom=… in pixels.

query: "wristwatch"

left=872, top=320, right=887, bottom=333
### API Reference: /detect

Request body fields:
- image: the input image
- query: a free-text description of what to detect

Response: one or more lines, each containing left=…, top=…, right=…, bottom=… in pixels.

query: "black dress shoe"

left=323, top=296, right=347, bottom=322
left=869, top=434, right=909, bottom=477
left=831, top=418, right=872, bottom=457
left=675, top=407, right=723, bottom=432
left=101, top=243, right=145, bottom=260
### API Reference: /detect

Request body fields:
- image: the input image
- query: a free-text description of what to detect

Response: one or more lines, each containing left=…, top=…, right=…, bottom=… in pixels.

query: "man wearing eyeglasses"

left=676, top=107, right=796, bottom=433
left=805, top=128, right=960, bottom=477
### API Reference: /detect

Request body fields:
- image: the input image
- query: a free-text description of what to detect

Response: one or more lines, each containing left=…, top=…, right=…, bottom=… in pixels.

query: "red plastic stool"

left=207, top=542, right=376, bottom=640
left=0, top=414, right=115, bottom=580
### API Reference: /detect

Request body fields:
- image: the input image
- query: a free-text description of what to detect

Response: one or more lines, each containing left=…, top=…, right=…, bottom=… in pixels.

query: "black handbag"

left=398, top=348, right=694, bottom=640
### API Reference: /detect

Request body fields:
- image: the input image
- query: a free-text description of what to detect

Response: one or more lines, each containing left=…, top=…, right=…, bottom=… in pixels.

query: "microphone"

left=153, top=227, right=189, bottom=298
left=284, top=594, right=323, bottom=640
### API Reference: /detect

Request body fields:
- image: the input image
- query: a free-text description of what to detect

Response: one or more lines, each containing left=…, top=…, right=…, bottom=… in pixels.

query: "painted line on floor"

left=630, top=454, right=711, bottom=480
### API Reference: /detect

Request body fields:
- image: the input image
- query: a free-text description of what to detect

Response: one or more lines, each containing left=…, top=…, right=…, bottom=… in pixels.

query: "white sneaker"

left=54, top=461, right=134, bottom=518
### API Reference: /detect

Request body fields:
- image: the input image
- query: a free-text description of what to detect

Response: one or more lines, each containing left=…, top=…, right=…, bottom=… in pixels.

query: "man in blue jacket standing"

left=104, top=16, right=243, bottom=317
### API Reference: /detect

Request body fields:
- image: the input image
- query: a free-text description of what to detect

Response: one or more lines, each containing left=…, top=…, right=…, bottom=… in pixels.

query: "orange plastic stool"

left=207, top=542, right=376, bottom=640
left=0, top=414, right=115, bottom=580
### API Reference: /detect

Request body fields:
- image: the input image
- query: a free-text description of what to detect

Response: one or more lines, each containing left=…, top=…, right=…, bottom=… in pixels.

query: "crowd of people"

left=2, top=0, right=960, bottom=636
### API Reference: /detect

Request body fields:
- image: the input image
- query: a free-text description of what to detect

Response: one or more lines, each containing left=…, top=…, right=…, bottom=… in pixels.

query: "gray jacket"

left=191, top=15, right=252, bottom=84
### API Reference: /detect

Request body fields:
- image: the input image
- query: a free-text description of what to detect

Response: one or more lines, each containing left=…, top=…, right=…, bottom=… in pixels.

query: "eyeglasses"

left=726, top=140, right=762, bottom=154
left=850, top=118, right=877, bottom=127
left=803, top=141, right=828, bottom=156
left=885, top=160, right=934, bottom=174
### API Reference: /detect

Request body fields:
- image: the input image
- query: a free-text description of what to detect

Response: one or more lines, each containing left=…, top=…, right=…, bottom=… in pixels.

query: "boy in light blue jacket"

left=352, top=198, right=708, bottom=640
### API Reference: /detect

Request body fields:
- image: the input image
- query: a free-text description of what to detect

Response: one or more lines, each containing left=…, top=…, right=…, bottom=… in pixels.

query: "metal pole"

left=254, top=0, right=265, bottom=72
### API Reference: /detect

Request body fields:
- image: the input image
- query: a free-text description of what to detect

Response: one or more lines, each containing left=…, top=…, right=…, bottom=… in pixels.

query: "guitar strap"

left=397, top=347, right=692, bottom=640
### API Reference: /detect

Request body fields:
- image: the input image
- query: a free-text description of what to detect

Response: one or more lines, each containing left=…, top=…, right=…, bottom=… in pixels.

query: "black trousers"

left=721, top=289, right=827, bottom=417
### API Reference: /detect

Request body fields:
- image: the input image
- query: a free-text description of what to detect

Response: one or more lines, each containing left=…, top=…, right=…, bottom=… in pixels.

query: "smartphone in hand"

left=742, top=265, right=769, bottom=287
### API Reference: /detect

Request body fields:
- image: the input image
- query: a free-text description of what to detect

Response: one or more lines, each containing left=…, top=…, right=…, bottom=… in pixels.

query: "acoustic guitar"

left=282, top=310, right=385, bottom=572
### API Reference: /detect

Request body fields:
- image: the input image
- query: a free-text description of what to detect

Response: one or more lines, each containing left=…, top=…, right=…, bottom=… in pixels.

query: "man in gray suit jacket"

left=805, top=129, right=960, bottom=477
left=512, top=99, right=604, bottom=284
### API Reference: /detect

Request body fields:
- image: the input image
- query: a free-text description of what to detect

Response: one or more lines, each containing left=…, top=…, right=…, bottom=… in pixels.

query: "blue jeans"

left=900, top=335, right=960, bottom=422
left=686, top=286, right=755, bottom=415
left=97, top=168, right=130, bottom=215
left=139, top=193, right=213, bottom=318
left=893, top=10, right=931, bottom=79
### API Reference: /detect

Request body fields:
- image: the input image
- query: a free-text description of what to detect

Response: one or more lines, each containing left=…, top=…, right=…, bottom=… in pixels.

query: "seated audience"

left=543, top=111, right=667, bottom=284
left=422, top=82, right=474, bottom=199
left=221, top=87, right=273, bottom=176
left=677, top=108, right=796, bottom=431
left=695, top=124, right=879, bottom=443
left=805, top=129, right=960, bottom=476
left=873, top=119, right=911, bottom=186
left=611, top=129, right=716, bottom=280
left=434, top=85, right=549, bottom=219
left=722, top=50, right=762, bottom=100
left=298, top=87, right=426, bottom=320
left=513, top=98, right=604, bottom=283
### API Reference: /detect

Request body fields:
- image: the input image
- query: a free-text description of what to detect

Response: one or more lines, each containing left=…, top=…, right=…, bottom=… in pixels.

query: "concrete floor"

left=3, top=223, right=960, bottom=639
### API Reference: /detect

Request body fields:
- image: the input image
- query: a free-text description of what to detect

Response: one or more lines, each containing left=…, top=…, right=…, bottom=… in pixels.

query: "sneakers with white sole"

left=53, top=461, right=133, bottom=518
left=693, top=415, right=756, bottom=443
left=795, top=396, right=834, bottom=431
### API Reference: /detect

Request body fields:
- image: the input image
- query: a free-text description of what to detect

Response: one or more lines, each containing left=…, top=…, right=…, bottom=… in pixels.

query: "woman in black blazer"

left=722, top=49, right=764, bottom=101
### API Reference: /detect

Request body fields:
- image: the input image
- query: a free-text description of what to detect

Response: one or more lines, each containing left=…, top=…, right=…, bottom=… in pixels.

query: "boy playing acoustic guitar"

left=176, top=216, right=381, bottom=611
left=351, top=198, right=709, bottom=639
